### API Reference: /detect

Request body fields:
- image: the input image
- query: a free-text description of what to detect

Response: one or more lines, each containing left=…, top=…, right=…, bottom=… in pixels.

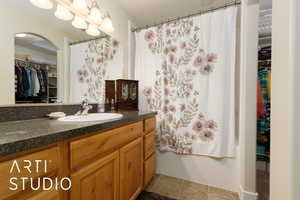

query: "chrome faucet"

left=76, top=96, right=93, bottom=116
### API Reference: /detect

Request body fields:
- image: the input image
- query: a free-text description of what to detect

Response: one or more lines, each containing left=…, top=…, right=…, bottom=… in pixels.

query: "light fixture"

left=55, top=4, right=73, bottom=21
left=73, top=0, right=88, bottom=12
left=29, top=0, right=114, bottom=36
left=30, top=0, right=53, bottom=9
left=88, top=7, right=102, bottom=25
left=99, top=16, right=114, bottom=34
left=86, top=24, right=100, bottom=36
left=16, top=33, right=27, bottom=38
left=72, top=16, right=88, bottom=29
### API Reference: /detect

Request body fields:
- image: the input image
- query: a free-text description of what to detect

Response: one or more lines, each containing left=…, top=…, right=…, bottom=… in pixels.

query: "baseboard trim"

left=239, top=186, right=258, bottom=200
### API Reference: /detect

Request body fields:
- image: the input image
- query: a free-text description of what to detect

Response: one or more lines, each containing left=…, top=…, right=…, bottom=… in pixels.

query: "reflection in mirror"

left=15, top=33, right=58, bottom=104
left=69, top=37, right=123, bottom=104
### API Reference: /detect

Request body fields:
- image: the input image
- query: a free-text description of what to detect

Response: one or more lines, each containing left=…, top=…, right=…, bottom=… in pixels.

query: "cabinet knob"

left=128, top=161, right=132, bottom=169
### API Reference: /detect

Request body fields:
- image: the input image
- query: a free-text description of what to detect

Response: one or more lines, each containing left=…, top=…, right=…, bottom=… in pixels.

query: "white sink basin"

left=58, top=113, right=123, bottom=122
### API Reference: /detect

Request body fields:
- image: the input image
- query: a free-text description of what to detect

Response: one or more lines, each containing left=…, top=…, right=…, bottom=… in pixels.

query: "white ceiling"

left=115, top=0, right=272, bottom=27
left=15, top=34, right=57, bottom=55
left=4, top=0, right=273, bottom=39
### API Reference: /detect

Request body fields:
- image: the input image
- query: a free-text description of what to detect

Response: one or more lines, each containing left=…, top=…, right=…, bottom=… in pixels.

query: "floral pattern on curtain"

left=70, top=38, right=123, bottom=103
left=135, top=7, right=237, bottom=157
left=77, top=39, right=119, bottom=102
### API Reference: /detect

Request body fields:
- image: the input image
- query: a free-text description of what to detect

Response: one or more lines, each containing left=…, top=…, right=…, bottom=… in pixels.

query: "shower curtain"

left=135, top=7, right=237, bottom=157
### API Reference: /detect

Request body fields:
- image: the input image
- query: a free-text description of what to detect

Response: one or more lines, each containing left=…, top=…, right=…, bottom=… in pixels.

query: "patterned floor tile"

left=151, top=175, right=184, bottom=199
left=208, top=186, right=239, bottom=200
left=145, top=174, right=162, bottom=192
left=147, top=174, right=239, bottom=200
left=179, top=180, right=208, bottom=200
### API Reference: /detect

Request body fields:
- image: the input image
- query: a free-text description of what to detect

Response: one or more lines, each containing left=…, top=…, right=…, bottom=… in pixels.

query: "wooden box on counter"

left=105, top=80, right=116, bottom=102
left=116, top=79, right=139, bottom=111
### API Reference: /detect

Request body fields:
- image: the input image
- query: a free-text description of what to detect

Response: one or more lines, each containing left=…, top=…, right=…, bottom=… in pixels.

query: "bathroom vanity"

left=0, top=112, right=156, bottom=200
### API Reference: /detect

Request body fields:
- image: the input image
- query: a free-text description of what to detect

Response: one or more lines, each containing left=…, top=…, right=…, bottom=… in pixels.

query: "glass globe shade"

left=55, top=4, right=73, bottom=21
left=30, top=0, right=53, bottom=9
left=72, top=16, right=87, bottom=29
left=86, top=24, right=100, bottom=36
left=73, top=0, right=88, bottom=12
left=99, top=17, right=114, bottom=34
left=89, top=7, right=102, bottom=25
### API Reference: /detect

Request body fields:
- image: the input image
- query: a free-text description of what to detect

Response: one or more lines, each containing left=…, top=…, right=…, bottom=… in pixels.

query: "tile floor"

left=145, top=174, right=240, bottom=200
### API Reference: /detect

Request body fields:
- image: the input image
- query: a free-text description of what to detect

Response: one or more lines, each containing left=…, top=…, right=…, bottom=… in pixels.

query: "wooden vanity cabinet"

left=0, top=117, right=156, bottom=200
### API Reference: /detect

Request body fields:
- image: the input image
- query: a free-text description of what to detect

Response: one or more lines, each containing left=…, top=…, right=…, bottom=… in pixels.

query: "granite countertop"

left=0, top=111, right=156, bottom=157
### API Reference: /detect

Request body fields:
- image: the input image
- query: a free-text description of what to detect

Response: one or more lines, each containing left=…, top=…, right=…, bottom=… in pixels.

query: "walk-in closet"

left=14, top=33, right=57, bottom=104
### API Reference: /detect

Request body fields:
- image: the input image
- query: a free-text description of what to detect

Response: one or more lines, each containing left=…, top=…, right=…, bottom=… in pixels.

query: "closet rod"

left=132, top=0, right=241, bottom=32
left=15, top=58, right=50, bottom=68
left=69, top=35, right=109, bottom=46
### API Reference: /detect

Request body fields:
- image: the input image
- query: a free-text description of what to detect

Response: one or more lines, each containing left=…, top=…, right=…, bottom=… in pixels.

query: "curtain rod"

left=69, top=35, right=109, bottom=46
left=132, top=0, right=241, bottom=32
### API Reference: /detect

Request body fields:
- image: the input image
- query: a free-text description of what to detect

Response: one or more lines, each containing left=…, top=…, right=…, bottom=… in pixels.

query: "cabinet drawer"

left=144, top=153, right=156, bottom=187
left=144, top=131, right=155, bottom=159
left=71, top=121, right=143, bottom=170
left=0, top=147, right=60, bottom=200
left=144, top=117, right=155, bottom=134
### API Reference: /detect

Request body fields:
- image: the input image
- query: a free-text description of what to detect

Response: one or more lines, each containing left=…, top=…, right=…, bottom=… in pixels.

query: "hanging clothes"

left=41, top=69, right=48, bottom=94
left=15, top=65, right=25, bottom=98
left=15, top=59, right=49, bottom=101
left=257, top=80, right=264, bottom=118
left=22, top=67, right=30, bottom=93
left=30, top=68, right=36, bottom=96
left=267, top=70, right=271, bottom=99
left=33, top=69, right=41, bottom=96
left=25, top=68, right=33, bottom=97
left=257, top=62, right=271, bottom=138
left=37, top=69, right=45, bottom=94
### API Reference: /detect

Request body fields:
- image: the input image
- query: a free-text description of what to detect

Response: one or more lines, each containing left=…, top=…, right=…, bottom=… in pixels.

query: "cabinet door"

left=27, top=189, right=60, bottom=200
left=120, top=138, right=143, bottom=200
left=144, top=153, right=156, bottom=187
left=71, top=151, right=119, bottom=200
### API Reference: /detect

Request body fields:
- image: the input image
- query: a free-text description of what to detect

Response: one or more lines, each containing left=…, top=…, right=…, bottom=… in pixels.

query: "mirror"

left=15, top=33, right=58, bottom=104
left=0, top=0, right=123, bottom=106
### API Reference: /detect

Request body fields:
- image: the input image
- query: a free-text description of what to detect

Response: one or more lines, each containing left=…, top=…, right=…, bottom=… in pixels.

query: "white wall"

left=271, top=0, right=300, bottom=199
left=291, top=0, right=300, bottom=198
left=238, top=1, right=259, bottom=199
left=157, top=150, right=240, bottom=192
left=270, top=0, right=290, bottom=198
left=97, top=0, right=134, bottom=79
